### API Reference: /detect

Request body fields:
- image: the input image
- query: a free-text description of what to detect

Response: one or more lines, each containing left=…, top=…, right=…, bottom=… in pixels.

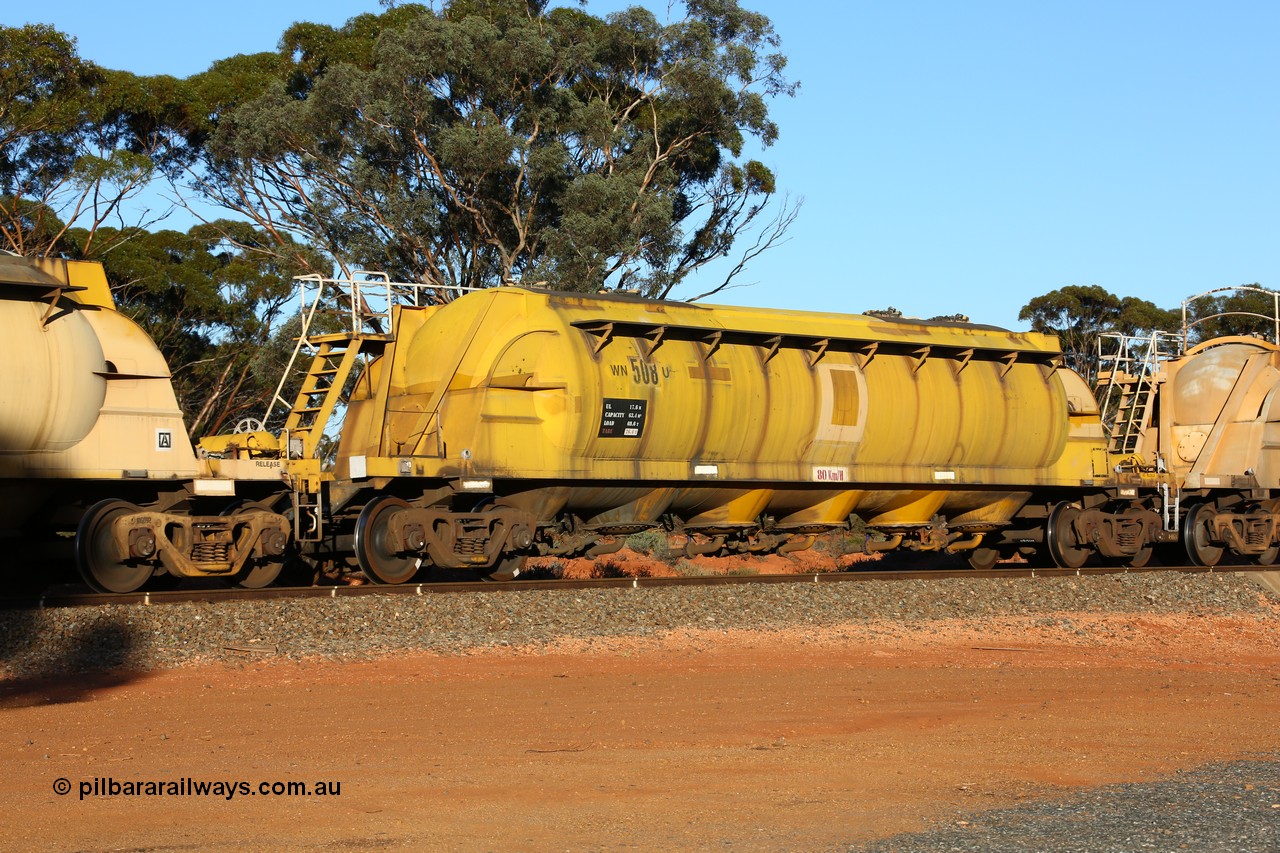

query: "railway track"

left=2, top=563, right=1263, bottom=610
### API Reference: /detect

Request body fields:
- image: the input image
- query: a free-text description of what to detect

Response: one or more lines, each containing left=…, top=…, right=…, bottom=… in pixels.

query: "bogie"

left=8, top=257, right=1280, bottom=594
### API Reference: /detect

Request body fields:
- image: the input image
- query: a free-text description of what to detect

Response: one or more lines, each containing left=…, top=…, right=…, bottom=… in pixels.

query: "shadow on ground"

left=0, top=608, right=143, bottom=707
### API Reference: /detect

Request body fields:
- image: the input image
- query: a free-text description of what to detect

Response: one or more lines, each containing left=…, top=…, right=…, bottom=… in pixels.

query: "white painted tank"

left=0, top=299, right=107, bottom=453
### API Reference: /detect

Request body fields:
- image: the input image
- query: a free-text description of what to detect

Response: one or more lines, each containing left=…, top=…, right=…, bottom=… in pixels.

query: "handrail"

left=1182, top=285, right=1280, bottom=347
left=259, top=271, right=490, bottom=429
left=1094, top=330, right=1183, bottom=451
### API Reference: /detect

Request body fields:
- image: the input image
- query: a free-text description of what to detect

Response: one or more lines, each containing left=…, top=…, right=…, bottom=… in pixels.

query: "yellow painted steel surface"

left=31, top=257, right=115, bottom=309
left=339, top=288, right=1106, bottom=528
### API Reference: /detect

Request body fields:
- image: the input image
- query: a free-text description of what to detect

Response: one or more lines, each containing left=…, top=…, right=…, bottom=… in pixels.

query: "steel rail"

left=0, top=563, right=1264, bottom=611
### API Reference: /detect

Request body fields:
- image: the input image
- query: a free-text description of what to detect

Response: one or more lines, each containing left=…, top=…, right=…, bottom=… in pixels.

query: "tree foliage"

left=1183, top=285, right=1280, bottom=342
left=1018, top=285, right=1179, bottom=381
left=189, top=0, right=799, bottom=297
left=0, top=24, right=315, bottom=434
left=0, top=24, right=199, bottom=257
left=0, top=3, right=799, bottom=438
left=85, top=223, right=317, bottom=435
left=1021, top=284, right=1280, bottom=384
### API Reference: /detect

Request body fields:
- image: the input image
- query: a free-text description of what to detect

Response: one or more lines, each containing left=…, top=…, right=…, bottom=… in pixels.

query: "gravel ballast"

left=1, top=570, right=1276, bottom=678
left=4, top=570, right=1279, bottom=852
left=853, top=756, right=1280, bottom=853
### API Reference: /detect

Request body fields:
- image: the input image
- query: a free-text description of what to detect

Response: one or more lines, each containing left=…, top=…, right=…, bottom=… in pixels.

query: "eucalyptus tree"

left=0, top=24, right=192, bottom=257
left=1183, top=285, right=1280, bottom=343
left=191, top=0, right=798, bottom=297
left=1018, top=285, right=1178, bottom=382
left=0, top=26, right=314, bottom=434
left=83, top=222, right=320, bottom=435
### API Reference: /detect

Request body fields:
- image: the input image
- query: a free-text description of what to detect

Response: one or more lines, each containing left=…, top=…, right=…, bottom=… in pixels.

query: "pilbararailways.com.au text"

left=55, top=777, right=342, bottom=800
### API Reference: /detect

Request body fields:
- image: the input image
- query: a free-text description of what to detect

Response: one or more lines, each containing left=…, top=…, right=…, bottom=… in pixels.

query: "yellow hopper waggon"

left=4, top=255, right=1280, bottom=593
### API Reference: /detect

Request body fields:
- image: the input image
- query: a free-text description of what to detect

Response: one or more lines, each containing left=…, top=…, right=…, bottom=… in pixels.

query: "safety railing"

left=1182, top=286, right=1280, bottom=348
left=1094, top=330, right=1184, bottom=455
left=261, top=271, right=489, bottom=432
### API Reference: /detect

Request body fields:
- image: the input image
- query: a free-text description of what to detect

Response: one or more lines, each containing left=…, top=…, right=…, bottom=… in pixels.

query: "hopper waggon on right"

left=1, top=252, right=1277, bottom=593
left=1085, top=288, right=1280, bottom=569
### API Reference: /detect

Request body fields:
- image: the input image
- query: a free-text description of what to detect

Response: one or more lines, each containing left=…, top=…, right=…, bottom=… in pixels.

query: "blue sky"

left=5, top=1, right=1277, bottom=331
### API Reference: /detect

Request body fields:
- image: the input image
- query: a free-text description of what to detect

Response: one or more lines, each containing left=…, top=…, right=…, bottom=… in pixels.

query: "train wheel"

left=1253, top=546, right=1279, bottom=566
left=1123, top=507, right=1155, bottom=568
left=967, top=547, right=1000, bottom=570
left=485, top=555, right=527, bottom=582
left=1107, top=544, right=1154, bottom=568
left=1182, top=503, right=1223, bottom=568
left=236, top=561, right=284, bottom=588
left=1253, top=542, right=1280, bottom=566
left=76, top=499, right=152, bottom=594
left=1045, top=502, right=1090, bottom=569
left=1123, top=544, right=1154, bottom=568
left=353, top=496, right=420, bottom=584
left=222, top=501, right=287, bottom=589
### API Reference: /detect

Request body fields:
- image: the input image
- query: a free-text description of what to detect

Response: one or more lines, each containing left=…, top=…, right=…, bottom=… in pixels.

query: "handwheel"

left=353, top=496, right=420, bottom=584
left=233, top=417, right=265, bottom=434
left=1182, top=503, right=1224, bottom=567
left=1045, top=502, right=1090, bottom=569
left=76, top=499, right=152, bottom=594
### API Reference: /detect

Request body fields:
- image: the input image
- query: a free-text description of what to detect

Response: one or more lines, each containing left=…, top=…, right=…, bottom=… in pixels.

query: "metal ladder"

left=281, top=334, right=389, bottom=460
left=1094, top=331, right=1181, bottom=456
left=261, top=272, right=487, bottom=543
left=1107, top=372, right=1155, bottom=455
left=264, top=275, right=397, bottom=544
left=263, top=271, right=481, bottom=438
left=278, top=334, right=390, bottom=543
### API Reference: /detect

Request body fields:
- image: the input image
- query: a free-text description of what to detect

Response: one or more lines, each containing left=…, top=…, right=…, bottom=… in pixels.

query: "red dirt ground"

left=3, top=604, right=1280, bottom=852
